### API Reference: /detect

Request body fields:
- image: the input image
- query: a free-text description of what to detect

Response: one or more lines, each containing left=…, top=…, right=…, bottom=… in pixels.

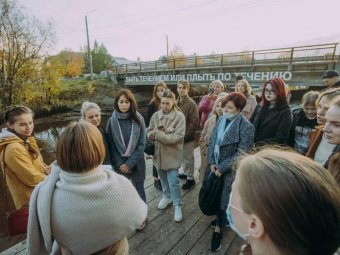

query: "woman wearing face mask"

left=198, top=80, right=226, bottom=128
left=250, top=78, right=292, bottom=145
left=227, top=148, right=340, bottom=255
left=199, top=97, right=223, bottom=183
left=207, top=92, right=254, bottom=252
left=288, top=91, right=319, bottom=155
left=306, top=88, right=340, bottom=165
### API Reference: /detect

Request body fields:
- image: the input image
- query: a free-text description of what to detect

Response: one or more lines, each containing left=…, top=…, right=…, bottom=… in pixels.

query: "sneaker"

left=177, top=173, right=187, bottom=179
left=154, top=179, right=162, bottom=191
left=210, top=232, right=222, bottom=252
left=182, top=179, right=196, bottom=190
left=174, top=206, right=183, bottom=222
left=225, top=219, right=230, bottom=227
left=210, top=219, right=217, bottom=228
left=158, top=197, right=172, bottom=210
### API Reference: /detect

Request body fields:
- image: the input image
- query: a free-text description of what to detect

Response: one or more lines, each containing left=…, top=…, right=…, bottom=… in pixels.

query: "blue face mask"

left=226, top=192, right=250, bottom=240
left=223, top=112, right=237, bottom=120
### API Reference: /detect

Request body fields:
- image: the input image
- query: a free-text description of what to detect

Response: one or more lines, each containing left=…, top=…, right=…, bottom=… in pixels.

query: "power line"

left=59, top=0, right=217, bottom=35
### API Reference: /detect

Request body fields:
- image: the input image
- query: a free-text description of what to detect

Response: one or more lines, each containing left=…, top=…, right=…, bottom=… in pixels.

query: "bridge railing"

left=113, top=43, right=338, bottom=74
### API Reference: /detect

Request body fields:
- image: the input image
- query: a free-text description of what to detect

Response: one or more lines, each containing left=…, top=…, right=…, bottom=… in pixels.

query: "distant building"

left=111, top=56, right=135, bottom=66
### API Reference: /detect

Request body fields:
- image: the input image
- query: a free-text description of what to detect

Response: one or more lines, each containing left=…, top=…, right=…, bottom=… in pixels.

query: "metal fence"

left=113, top=43, right=339, bottom=74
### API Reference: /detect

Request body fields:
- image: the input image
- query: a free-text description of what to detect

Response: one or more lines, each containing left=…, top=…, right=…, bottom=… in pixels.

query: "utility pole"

left=165, top=34, right=169, bottom=59
left=85, top=15, right=93, bottom=77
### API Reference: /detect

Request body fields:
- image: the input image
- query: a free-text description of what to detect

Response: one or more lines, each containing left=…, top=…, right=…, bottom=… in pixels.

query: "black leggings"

left=153, top=165, right=158, bottom=178
left=216, top=209, right=227, bottom=230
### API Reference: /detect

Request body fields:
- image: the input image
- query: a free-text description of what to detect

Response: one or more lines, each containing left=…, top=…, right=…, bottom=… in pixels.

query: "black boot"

left=154, top=179, right=162, bottom=191
left=182, top=179, right=196, bottom=189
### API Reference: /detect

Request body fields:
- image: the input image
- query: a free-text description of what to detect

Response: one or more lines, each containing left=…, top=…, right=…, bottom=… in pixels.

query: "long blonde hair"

left=161, top=89, right=181, bottom=112
left=150, top=81, right=168, bottom=107
left=237, top=148, right=340, bottom=255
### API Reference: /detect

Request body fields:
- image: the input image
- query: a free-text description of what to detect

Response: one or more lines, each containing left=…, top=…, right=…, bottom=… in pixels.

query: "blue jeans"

left=131, top=180, right=146, bottom=203
left=157, top=169, right=183, bottom=206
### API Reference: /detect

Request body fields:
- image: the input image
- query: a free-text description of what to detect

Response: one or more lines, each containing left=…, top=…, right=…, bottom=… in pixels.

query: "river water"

left=33, top=111, right=111, bottom=164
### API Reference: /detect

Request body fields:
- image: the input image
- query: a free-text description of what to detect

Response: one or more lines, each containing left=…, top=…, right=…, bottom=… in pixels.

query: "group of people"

left=0, top=69, right=339, bottom=255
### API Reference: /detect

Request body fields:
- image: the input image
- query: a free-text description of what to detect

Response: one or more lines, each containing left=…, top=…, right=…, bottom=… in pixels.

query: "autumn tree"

left=49, top=50, right=84, bottom=77
left=0, top=0, right=55, bottom=106
left=84, top=41, right=112, bottom=74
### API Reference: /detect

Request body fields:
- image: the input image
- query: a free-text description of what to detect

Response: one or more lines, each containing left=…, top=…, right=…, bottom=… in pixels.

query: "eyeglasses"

left=264, top=89, right=275, bottom=94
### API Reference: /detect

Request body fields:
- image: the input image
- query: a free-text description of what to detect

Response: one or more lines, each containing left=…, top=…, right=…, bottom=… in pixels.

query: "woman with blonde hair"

left=228, top=148, right=340, bottom=255
left=235, top=79, right=257, bottom=119
left=27, top=121, right=147, bottom=255
left=288, top=91, right=319, bottom=155
left=81, top=101, right=112, bottom=165
left=198, top=96, right=223, bottom=183
left=199, top=80, right=225, bottom=128
left=306, top=87, right=340, bottom=165
left=323, top=95, right=340, bottom=184
left=145, top=81, right=168, bottom=191
left=147, top=89, right=185, bottom=222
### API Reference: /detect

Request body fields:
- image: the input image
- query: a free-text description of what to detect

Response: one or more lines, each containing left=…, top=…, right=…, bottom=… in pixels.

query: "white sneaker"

left=174, top=206, right=183, bottom=222
left=158, top=197, right=172, bottom=210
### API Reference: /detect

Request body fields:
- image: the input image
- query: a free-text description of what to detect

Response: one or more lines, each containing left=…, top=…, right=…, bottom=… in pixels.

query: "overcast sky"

left=21, top=0, right=340, bottom=61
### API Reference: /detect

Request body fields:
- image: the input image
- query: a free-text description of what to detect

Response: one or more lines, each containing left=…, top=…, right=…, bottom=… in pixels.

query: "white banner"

left=125, top=71, right=292, bottom=83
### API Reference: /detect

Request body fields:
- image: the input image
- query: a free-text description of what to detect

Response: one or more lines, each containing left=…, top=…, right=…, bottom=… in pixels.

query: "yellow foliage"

left=87, top=83, right=95, bottom=95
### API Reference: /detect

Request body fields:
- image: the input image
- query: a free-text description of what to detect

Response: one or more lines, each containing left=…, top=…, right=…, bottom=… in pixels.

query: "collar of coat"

left=158, top=110, right=178, bottom=121
left=216, top=114, right=245, bottom=146
left=177, top=95, right=189, bottom=105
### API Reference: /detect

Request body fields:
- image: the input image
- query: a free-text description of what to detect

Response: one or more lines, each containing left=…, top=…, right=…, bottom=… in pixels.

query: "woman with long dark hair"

left=106, top=89, right=147, bottom=203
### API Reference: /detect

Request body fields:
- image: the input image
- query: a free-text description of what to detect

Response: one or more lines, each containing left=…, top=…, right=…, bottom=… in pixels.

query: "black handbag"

left=199, top=171, right=224, bottom=216
left=144, top=140, right=155, bottom=156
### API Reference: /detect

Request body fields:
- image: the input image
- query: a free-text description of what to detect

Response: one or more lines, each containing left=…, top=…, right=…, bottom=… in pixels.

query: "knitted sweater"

left=27, top=164, right=147, bottom=255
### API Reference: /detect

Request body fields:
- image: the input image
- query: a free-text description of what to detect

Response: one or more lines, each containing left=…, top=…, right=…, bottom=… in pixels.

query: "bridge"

left=111, top=43, right=340, bottom=87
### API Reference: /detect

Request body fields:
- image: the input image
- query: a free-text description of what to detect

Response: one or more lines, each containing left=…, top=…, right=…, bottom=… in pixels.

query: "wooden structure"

left=1, top=148, right=247, bottom=255
left=110, top=43, right=340, bottom=87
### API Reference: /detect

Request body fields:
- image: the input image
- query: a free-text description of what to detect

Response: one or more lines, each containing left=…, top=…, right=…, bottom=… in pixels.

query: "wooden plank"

left=187, top=226, right=237, bottom=255
left=167, top=214, right=215, bottom=255
left=224, top=234, right=248, bottom=255
left=129, top=184, right=203, bottom=254
left=0, top=239, right=27, bottom=255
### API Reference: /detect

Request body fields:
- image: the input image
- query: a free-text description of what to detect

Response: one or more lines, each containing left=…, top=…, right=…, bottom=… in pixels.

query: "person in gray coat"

left=106, top=89, right=146, bottom=203
left=207, top=92, right=255, bottom=252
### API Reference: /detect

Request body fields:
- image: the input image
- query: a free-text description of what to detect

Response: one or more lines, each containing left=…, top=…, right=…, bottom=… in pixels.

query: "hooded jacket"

left=0, top=129, right=45, bottom=209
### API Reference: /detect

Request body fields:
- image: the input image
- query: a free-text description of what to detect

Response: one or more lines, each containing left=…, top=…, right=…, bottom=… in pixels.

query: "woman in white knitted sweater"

left=27, top=122, right=147, bottom=255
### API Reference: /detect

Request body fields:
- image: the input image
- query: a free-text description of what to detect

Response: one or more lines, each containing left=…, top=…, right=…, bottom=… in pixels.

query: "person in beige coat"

left=147, top=89, right=185, bottom=222
left=235, top=79, right=257, bottom=119
left=198, top=96, right=224, bottom=182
